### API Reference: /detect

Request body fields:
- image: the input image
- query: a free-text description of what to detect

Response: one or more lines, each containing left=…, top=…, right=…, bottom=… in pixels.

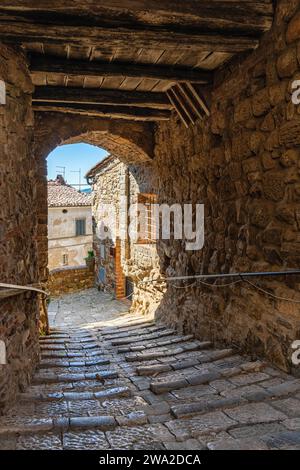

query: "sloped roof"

left=85, top=154, right=117, bottom=179
left=48, top=179, right=92, bottom=207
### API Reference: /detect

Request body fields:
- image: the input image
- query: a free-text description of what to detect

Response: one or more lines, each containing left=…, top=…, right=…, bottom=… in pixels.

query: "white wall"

left=48, top=206, right=93, bottom=270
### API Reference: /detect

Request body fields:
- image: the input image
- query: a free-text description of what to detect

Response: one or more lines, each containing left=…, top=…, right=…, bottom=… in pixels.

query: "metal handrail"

left=0, top=282, right=49, bottom=299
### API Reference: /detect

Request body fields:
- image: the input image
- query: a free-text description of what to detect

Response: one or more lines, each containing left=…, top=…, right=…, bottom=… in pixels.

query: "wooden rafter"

left=0, top=1, right=274, bottom=36
left=0, top=15, right=263, bottom=53
left=186, top=83, right=210, bottom=117
left=30, top=55, right=213, bottom=84
left=33, top=87, right=172, bottom=110
left=33, top=102, right=171, bottom=122
left=167, top=82, right=211, bottom=127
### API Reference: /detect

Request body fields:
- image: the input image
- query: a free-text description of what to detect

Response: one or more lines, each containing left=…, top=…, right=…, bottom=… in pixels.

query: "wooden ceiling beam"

left=33, top=86, right=172, bottom=110
left=33, top=102, right=172, bottom=122
left=0, top=2, right=274, bottom=35
left=0, top=16, right=261, bottom=53
left=30, top=55, right=213, bottom=84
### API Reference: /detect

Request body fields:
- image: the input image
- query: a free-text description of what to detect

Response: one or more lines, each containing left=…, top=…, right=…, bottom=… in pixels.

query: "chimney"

left=56, top=174, right=66, bottom=185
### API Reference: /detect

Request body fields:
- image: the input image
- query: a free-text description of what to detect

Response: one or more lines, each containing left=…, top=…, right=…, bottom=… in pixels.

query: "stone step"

left=137, top=350, right=240, bottom=378
left=100, top=321, right=156, bottom=336
left=150, top=360, right=263, bottom=395
left=39, top=357, right=110, bottom=369
left=207, top=436, right=269, bottom=450
left=137, top=363, right=174, bottom=376
left=40, top=343, right=99, bottom=351
left=0, top=416, right=117, bottom=437
left=111, top=329, right=175, bottom=346
left=118, top=335, right=195, bottom=354
left=125, top=341, right=212, bottom=362
left=33, top=370, right=118, bottom=384
left=40, top=334, right=70, bottom=339
left=170, top=375, right=300, bottom=419
left=42, top=337, right=95, bottom=345
left=103, top=325, right=166, bottom=341
left=21, top=386, right=132, bottom=403
left=27, top=377, right=124, bottom=394
left=40, top=332, right=93, bottom=340
left=41, top=349, right=105, bottom=359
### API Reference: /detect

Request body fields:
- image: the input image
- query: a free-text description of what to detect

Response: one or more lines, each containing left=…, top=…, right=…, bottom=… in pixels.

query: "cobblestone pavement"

left=1, top=289, right=300, bottom=450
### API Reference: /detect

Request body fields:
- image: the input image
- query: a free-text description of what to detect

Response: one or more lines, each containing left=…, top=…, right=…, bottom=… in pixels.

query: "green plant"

left=86, top=250, right=95, bottom=259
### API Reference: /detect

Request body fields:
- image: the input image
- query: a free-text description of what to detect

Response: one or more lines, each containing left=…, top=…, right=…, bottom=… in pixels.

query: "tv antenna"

left=71, top=169, right=82, bottom=192
left=56, top=166, right=66, bottom=180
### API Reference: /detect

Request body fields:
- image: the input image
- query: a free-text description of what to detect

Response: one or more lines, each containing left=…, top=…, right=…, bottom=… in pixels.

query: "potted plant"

left=85, top=250, right=95, bottom=271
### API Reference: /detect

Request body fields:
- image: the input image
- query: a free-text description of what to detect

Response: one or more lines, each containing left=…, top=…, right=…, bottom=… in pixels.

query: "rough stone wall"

left=149, top=0, right=300, bottom=373
left=46, top=266, right=94, bottom=297
left=91, top=156, right=162, bottom=306
left=92, top=158, right=126, bottom=293
left=124, top=163, right=165, bottom=316
left=0, top=45, right=40, bottom=413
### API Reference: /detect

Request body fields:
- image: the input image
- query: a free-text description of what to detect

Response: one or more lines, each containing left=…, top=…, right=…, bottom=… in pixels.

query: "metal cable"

left=240, top=275, right=300, bottom=304
left=136, top=275, right=300, bottom=304
left=0, top=282, right=49, bottom=298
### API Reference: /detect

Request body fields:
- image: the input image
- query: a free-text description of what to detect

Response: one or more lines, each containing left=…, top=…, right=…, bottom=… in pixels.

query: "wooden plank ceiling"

left=0, top=1, right=274, bottom=122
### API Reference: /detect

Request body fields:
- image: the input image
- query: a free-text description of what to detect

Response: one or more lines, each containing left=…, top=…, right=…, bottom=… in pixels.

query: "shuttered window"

left=137, top=193, right=157, bottom=244
left=62, top=254, right=68, bottom=266
left=75, top=218, right=86, bottom=236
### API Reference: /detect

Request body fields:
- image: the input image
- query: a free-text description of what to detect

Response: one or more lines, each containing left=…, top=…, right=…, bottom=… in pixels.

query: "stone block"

left=207, top=437, right=268, bottom=450
left=69, top=416, right=116, bottom=431
left=286, top=11, right=300, bottom=43
left=262, top=172, right=286, bottom=201
left=187, top=371, right=221, bottom=386
left=277, top=47, right=298, bottom=77
left=252, top=88, right=271, bottom=116
left=224, top=402, right=287, bottom=424
left=150, top=378, right=188, bottom=394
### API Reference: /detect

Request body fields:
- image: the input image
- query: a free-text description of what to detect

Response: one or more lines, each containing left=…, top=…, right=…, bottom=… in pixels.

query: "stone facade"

left=148, top=1, right=300, bottom=373
left=82, top=0, right=300, bottom=374
left=88, top=156, right=162, bottom=306
left=89, top=156, right=126, bottom=296
left=0, top=45, right=40, bottom=414
left=46, top=266, right=94, bottom=297
left=1, top=1, right=300, bottom=421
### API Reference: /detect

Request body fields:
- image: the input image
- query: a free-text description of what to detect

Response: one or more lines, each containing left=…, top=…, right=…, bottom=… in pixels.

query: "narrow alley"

left=1, top=289, right=300, bottom=451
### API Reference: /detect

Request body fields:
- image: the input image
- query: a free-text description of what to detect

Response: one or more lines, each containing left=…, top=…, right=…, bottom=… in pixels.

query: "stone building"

left=1, top=0, right=300, bottom=414
left=48, top=176, right=93, bottom=270
left=86, top=156, right=161, bottom=308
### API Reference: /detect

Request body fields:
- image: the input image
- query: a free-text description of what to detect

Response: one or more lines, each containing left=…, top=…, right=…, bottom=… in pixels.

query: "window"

left=62, top=254, right=68, bottom=266
left=110, top=247, right=116, bottom=257
left=137, top=193, right=157, bottom=244
left=75, top=218, right=86, bottom=236
left=100, top=244, right=106, bottom=260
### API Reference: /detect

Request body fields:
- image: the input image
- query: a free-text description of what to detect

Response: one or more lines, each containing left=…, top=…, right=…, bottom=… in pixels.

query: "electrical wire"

left=196, top=279, right=243, bottom=288
left=135, top=275, right=300, bottom=304
left=240, top=275, right=300, bottom=304
left=172, top=281, right=197, bottom=289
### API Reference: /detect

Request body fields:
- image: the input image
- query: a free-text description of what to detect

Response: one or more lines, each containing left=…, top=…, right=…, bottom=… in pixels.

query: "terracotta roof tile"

left=48, top=180, right=92, bottom=207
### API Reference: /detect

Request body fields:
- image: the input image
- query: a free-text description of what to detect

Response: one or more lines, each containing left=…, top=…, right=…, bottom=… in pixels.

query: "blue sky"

left=47, top=143, right=108, bottom=189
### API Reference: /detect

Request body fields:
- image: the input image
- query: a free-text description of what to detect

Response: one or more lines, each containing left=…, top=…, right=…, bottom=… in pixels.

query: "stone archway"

left=35, top=112, right=154, bottom=164
left=34, top=111, right=155, bottom=283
